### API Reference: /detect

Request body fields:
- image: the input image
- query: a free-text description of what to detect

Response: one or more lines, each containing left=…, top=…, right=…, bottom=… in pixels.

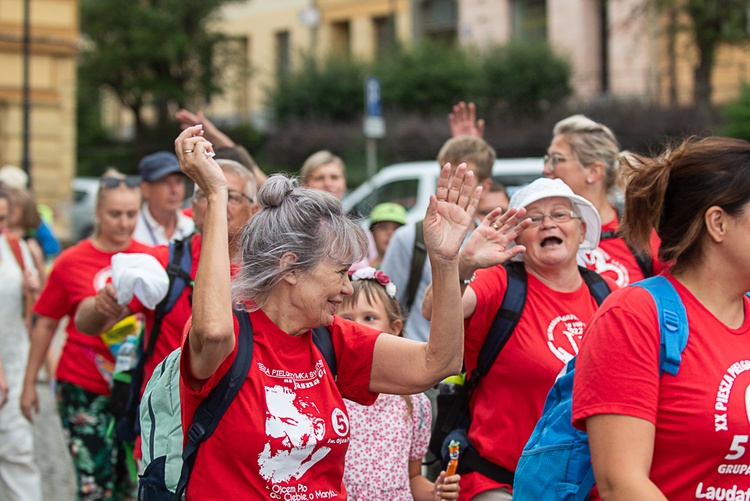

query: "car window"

left=493, top=173, right=542, bottom=197
left=351, top=178, right=419, bottom=219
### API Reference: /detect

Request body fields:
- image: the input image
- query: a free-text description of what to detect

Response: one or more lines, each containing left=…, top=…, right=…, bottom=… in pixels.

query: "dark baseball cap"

left=138, top=151, right=182, bottom=182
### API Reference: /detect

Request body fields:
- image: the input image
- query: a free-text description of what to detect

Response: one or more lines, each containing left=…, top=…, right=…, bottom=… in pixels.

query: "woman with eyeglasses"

left=423, top=177, right=618, bottom=500
left=543, top=115, right=666, bottom=287
left=20, top=169, right=149, bottom=500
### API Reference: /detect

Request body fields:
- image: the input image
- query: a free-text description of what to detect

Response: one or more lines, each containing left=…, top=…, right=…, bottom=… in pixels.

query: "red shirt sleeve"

left=329, top=316, right=380, bottom=406
left=572, top=286, right=662, bottom=430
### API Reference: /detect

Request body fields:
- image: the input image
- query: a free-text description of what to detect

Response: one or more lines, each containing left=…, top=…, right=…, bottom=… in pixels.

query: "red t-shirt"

left=459, top=265, right=616, bottom=500
left=180, top=310, right=381, bottom=499
left=34, top=238, right=153, bottom=395
left=573, top=274, right=750, bottom=499
left=582, top=209, right=666, bottom=287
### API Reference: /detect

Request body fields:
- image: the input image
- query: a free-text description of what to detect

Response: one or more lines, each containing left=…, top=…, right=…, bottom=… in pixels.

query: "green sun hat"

left=370, top=202, right=407, bottom=226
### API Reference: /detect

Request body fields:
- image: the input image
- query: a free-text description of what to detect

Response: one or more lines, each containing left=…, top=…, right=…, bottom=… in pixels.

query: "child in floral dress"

left=338, top=267, right=460, bottom=501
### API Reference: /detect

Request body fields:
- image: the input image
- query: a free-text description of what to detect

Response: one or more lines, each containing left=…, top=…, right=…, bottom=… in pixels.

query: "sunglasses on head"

left=100, top=176, right=140, bottom=189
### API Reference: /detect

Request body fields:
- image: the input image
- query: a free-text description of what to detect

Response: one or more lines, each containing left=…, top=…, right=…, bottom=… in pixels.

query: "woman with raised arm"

left=573, top=136, right=750, bottom=499
left=175, top=124, right=479, bottom=498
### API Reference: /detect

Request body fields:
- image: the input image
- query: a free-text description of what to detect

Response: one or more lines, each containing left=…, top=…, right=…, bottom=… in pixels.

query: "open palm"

left=461, top=207, right=530, bottom=270
left=423, top=163, right=481, bottom=261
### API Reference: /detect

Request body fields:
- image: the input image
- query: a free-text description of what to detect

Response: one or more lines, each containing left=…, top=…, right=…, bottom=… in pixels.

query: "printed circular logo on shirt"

left=331, top=407, right=349, bottom=437
left=546, top=314, right=585, bottom=364
left=92, top=266, right=113, bottom=292
left=583, top=248, right=629, bottom=287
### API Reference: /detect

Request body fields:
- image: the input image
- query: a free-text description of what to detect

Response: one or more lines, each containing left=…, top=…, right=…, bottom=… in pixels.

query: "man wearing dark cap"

left=133, top=151, right=195, bottom=245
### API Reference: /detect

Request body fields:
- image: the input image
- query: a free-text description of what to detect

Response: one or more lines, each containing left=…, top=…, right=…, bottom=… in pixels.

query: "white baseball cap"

left=507, top=178, right=601, bottom=261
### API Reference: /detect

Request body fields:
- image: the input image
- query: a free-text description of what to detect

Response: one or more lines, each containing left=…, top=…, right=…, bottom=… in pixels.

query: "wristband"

left=460, top=273, right=476, bottom=285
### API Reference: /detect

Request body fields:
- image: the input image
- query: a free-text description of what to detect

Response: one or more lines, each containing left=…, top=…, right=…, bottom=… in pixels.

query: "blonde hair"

left=437, top=136, right=496, bottom=182
left=299, top=150, right=345, bottom=185
left=553, top=114, right=620, bottom=190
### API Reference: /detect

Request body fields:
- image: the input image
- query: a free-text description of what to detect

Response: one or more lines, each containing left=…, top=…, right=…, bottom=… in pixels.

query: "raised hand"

left=423, top=163, right=481, bottom=262
left=175, top=125, right=227, bottom=197
left=448, top=101, right=485, bottom=138
left=459, top=206, right=531, bottom=273
left=175, top=109, right=235, bottom=148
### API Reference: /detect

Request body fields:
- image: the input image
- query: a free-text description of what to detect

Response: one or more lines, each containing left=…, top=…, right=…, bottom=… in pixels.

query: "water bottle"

left=114, top=334, right=138, bottom=375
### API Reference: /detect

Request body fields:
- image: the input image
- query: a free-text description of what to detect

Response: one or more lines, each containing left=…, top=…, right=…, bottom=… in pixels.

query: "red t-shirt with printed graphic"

left=180, top=310, right=381, bottom=499
left=573, top=274, right=750, bottom=499
left=582, top=209, right=666, bottom=287
left=33, top=238, right=153, bottom=395
left=458, top=265, right=616, bottom=500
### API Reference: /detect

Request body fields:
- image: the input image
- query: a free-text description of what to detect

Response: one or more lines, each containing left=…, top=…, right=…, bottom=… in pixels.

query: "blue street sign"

left=366, top=77, right=382, bottom=118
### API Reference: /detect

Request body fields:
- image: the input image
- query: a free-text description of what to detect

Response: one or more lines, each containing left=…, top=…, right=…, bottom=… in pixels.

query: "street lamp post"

left=22, top=0, right=32, bottom=188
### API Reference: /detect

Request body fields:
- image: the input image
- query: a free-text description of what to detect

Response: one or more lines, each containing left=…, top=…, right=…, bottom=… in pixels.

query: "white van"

left=342, top=158, right=544, bottom=224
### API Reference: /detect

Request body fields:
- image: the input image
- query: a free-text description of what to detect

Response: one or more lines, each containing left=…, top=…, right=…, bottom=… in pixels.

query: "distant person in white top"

left=133, top=151, right=195, bottom=245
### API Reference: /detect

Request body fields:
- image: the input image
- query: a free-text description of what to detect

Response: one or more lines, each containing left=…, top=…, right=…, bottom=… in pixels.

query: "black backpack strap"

left=578, top=266, right=611, bottom=306
left=438, top=261, right=528, bottom=440
left=312, top=326, right=337, bottom=380
left=599, top=207, right=653, bottom=278
left=405, top=220, right=427, bottom=312
left=145, top=236, right=193, bottom=360
left=174, top=308, right=253, bottom=499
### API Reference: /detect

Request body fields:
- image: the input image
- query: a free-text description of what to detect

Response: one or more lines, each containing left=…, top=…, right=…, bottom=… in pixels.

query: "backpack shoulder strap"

left=631, top=276, right=688, bottom=376
left=599, top=206, right=653, bottom=278
left=144, top=236, right=193, bottom=359
left=6, top=236, right=27, bottom=270
left=578, top=266, right=611, bottom=306
left=405, top=220, right=427, bottom=312
left=470, top=261, right=528, bottom=387
left=174, top=308, right=253, bottom=498
left=312, top=326, right=337, bottom=380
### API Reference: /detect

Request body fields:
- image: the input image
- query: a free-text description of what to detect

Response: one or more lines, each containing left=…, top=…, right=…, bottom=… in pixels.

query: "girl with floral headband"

left=338, top=267, right=460, bottom=501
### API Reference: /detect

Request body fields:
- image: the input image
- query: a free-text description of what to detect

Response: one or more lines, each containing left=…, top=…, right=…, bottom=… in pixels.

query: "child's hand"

left=433, top=471, right=460, bottom=500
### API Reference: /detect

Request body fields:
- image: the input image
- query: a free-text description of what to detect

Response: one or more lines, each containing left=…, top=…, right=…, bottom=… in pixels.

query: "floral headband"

left=349, top=267, right=398, bottom=299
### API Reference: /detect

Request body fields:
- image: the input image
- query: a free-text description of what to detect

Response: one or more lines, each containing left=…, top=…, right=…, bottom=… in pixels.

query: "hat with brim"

left=507, top=178, right=601, bottom=262
left=139, top=151, right=182, bottom=182
left=370, top=202, right=407, bottom=226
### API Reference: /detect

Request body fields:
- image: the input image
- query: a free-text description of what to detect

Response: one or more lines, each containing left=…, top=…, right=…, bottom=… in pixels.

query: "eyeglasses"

left=542, top=154, right=574, bottom=171
left=526, top=209, right=581, bottom=226
left=100, top=176, right=140, bottom=189
left=193, top=189, right=255, bottom=206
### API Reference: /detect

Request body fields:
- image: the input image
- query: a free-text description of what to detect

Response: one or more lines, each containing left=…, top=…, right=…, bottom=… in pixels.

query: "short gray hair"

left=215, top=158, right=257, bottom=200
left=232, top=173, right=367, bottom=310
left=553, top=114, right=620, bottom=189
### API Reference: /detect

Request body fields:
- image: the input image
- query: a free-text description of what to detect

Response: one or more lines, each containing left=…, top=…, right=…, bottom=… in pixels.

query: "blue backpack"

left=512, top=275, right=689, bottom=501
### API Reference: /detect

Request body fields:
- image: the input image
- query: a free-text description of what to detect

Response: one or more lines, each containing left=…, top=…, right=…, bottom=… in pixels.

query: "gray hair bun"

left=258, top=174, right=300, bottom=208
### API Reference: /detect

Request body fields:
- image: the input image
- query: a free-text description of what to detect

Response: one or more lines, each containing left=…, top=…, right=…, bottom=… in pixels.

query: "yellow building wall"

left=0, top=0, right=79, bottom=241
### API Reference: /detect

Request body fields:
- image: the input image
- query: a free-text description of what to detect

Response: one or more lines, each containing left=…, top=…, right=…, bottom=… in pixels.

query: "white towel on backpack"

left=111, top=253, right=169, bottom=309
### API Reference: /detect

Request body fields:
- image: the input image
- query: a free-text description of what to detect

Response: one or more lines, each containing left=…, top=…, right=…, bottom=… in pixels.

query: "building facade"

left=0, top=0, right=79, bottom=238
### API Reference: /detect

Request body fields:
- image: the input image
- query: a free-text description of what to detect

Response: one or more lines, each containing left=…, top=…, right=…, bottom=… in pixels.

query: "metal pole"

left=366, top=138, right=377, bottom=180
left=22, top=0, right=31, bottom=188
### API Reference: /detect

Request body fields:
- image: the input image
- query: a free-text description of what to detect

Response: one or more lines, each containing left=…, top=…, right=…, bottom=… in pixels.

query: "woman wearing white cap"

left=424, top=177, right=617, bottom=500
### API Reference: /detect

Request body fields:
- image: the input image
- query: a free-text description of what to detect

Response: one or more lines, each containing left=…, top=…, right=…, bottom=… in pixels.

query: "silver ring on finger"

left=492, top=223, right=500, bottom=231
left=183, top=149, right=194, bottom=154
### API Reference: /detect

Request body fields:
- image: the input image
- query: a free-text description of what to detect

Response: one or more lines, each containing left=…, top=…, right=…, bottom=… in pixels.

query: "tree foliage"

left=646, top=0, right=750, bottom=114
left=267, top=41, right=572, bottom=123
left=269, top=53, right=367, bottom=122
left=79, top=0, right=242, bottom=145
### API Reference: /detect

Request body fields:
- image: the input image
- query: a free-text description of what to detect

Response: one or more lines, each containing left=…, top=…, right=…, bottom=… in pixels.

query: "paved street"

left=33, top=380, right=76, bottom=501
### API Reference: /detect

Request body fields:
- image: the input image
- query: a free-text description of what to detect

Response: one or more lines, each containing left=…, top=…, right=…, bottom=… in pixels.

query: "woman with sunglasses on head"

left=423, top=177, right=618, bottom=500
left=544, top=115, right=666, bottom=287
left=20, top=169, right=149, bottom=501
